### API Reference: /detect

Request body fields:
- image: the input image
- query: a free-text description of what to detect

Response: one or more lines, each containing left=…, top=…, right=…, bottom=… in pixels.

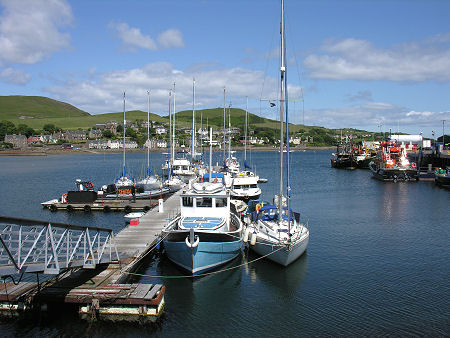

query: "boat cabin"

left=180, top=182, right=230, bottom=230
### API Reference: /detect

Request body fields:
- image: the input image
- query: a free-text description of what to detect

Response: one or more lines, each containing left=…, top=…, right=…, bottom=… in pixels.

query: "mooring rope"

left=120, top=245, right=285, bottom=279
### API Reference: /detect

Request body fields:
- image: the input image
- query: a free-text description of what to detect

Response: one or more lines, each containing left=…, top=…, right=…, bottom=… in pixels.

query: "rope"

left=120, top=245, right=286, bottom=279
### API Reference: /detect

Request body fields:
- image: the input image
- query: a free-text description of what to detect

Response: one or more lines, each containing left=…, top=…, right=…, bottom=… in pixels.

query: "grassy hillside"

left=0, top=96, right=166, bottom=130
left=0, top=96, right=89, bottom=119
left=0, top=96, right=379, bottom=146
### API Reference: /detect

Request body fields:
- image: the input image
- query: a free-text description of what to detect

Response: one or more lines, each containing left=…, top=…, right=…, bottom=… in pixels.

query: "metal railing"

left=0, top=216, right=120, bottom=277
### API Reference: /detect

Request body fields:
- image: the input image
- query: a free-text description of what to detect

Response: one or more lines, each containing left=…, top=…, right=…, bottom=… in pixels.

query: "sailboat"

left=244, top=0, right=309, bottom=266
left=137, top=91, right=161, bottom=191
left=115, top=92, right=134, bottom=188
left=164, top=87, right=184, bottom=192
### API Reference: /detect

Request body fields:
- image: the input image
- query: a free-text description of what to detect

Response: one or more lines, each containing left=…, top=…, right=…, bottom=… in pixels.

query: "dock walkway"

left=0, top=189, right=184, bottom=321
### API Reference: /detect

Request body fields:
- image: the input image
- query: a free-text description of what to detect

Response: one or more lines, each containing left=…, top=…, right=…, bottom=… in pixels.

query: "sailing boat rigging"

left=244, top=0, right=309, bottom=266
left=115, top=92, right=134, bottom=188
left=137, top=91, right=161, bottom=191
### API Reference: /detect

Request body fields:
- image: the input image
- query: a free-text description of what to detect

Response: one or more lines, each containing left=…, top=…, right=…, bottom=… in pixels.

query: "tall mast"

left=223, top=87, right=226, bottom=161
left=168, top=90, right=172, bottom=180
left=228, top=104, right=231, bottom=160
left=245, top=96, right=248, bottom=161
left=146, top=90, right=150, bottom=176
left=191, top=78, right=196, bottom=163
left=278, top=0, right=286, bottom=223
left=282, top=0, right=292, bottom=233
left=201, top=111, right=204, bottom=159
left=172, top=82, right=176, bottom=163
left=122, top=91, right=126, bottom=178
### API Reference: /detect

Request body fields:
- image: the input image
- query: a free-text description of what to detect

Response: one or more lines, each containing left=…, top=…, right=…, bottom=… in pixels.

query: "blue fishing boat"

left=162, top=181, right=243, bottom=275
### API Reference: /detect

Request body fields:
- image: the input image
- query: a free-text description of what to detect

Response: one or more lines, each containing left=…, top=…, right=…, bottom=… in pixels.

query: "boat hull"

left=369, top=162, right=419, bottom=182
left=250, top=233, right=309, bottom=266
left=163, top=236, right=243, bottom=275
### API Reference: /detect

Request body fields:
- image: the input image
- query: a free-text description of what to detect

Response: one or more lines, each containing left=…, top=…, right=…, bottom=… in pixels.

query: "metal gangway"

left=0, top=216, right=120, bottom=277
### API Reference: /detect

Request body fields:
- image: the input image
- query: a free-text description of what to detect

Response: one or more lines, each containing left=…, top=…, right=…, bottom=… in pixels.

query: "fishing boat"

left=162, top=181, right=243, bottom=275
left=331, top=136, right=356, bottom=169
left=353, top=141, right=377, bottom=169
left=244, top=0, right=309, bottom=266
left=369, top=142, right=419, bottom=182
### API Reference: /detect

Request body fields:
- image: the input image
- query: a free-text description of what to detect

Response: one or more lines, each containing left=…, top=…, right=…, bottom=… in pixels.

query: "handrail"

left=0, top=216, right=120, bottom=277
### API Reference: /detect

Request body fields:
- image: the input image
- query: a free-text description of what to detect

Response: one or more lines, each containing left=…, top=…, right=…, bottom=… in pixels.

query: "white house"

left=155, top=127, right=167, bottom=135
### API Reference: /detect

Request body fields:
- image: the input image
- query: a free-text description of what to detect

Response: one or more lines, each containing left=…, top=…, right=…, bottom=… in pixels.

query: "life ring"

left=255, top=203, right=262, bottom=212
left=185, top=235, right=199, bottom=248
left=411, top=162, right=417, bottom=168
left=85, top=181, right=94, bottom=190
left=61, top=193, right=68, bottom=203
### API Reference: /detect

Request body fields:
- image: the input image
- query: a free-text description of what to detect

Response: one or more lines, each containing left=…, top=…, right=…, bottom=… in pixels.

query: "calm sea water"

left=0, top=150, right=449, bottom=337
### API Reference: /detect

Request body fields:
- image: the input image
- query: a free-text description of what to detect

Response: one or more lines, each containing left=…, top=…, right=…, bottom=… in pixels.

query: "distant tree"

left=0, top=120, right=17, bottom=140
left=17, top=124, right=35, bottom=137
left=116, top=125, right=123, bottom=133
left=125, top=128, right=137, bottom=140
left=102, top=130, right=113, bottom=139
left=43, top=123, right=59, bottom=134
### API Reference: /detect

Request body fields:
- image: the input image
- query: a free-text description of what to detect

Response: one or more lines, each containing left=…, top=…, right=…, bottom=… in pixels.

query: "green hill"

left=0, top=95, right=381, bottom=146
left=0, top=96, right=89, bottom=119
left=0, top=96, right=166, bottom=130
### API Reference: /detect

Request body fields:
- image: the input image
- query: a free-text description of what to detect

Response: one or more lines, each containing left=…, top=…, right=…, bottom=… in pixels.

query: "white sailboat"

left=164, top=88, right=184, bottom=191
left=137, top=91, right=161, bottom=191
left=115, top=92, right=134, bottom=188
left=244, top=0, right=309, bottom=266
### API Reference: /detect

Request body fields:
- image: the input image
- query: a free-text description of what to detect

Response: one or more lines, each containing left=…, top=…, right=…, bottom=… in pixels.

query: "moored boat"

left=162, top=181, right=243, bottom=275
left=244, top=0, right=309, bottom=266
left=369, top=142, right=419, bottom=182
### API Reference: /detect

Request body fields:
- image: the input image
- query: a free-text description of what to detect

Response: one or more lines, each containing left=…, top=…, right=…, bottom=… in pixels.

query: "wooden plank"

left=130, top=284, right=152, bottom=299
left=144, top=284, right=162, bottom=300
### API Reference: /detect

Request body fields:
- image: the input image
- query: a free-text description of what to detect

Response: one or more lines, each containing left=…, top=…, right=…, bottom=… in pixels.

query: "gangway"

left=0, top=216, right=120, bottom=277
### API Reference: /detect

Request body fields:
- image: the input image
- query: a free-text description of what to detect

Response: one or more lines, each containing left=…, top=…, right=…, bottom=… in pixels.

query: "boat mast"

left=168, top=90, right=172, bottom=180
left=245, top=96, right=248, bottom=161
left=223, top=87, right=226, bottom=161
left=172, top=82, right=176, bottom=164
left=201, top=111, right=204, bottom=159
left=146, top=90, right=150, bottom=176
left=191, top=78, right=196, bottom=163
left=278, top=0, right=286, bottom=223
left=282, top=0, right=292, bottom=233
left=122, top=91, right=126, bottom=178
left=228, top=104, right=231, bottom=160
left=209, top=127, right=213, bottom=183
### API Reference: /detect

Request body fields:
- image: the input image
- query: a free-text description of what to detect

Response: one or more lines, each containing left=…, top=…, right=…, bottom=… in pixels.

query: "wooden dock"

left=0, top=189, right=184, bottom=322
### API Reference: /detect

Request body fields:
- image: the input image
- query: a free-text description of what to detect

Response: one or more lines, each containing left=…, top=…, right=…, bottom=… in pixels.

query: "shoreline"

left=0, top=145, right=334, bottom=156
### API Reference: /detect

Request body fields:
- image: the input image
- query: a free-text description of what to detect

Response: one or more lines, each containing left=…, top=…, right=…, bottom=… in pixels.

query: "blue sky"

left=0, top=0, right=449, bottom=138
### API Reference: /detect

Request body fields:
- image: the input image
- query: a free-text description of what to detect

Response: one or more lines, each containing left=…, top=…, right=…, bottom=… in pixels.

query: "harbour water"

left=0, top=150, right=449, bottom=336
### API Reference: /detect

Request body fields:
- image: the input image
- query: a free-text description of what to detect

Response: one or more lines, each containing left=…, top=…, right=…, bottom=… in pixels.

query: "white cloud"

left=44, top=61, right=301, bottom=115
left=110, top=23, right=185, bottom=51
left=157, top=29, right=184, bottom=49
left=0, top=0, right=72, bottom=65
left=297, top=102, right=449, bottom=137
left=110, top=22, right=157, bottom=51
left=0, top=67, right=31, bottom=84
left=303, top=36, right=450, bottom=82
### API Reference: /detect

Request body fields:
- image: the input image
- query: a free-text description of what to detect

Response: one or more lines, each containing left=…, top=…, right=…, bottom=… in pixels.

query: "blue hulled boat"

left=162, top=181, right=243, bottom=275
